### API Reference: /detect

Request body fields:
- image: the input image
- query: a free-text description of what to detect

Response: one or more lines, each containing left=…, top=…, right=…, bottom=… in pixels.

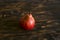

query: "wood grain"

left=0, top=0, right=60, bottom=40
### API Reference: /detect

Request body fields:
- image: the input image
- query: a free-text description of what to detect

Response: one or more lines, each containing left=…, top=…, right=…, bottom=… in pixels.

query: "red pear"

left=19, top=14, right=35, bottom=30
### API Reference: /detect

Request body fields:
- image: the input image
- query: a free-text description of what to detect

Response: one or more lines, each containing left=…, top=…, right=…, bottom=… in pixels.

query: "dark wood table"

left=0, top=0, right=60, bottom=40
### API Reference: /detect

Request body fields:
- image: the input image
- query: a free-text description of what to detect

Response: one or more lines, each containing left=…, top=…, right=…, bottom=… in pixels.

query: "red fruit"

left=19, top=14, right=35, bottom=30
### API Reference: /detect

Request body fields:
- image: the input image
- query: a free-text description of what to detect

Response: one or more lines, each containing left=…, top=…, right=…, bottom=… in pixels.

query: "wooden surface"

left=0, top=0, right=60, bottom=40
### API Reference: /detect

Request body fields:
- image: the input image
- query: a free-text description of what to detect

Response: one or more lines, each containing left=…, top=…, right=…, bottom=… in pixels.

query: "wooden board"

left=0, top=0, right=60, bottom=40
